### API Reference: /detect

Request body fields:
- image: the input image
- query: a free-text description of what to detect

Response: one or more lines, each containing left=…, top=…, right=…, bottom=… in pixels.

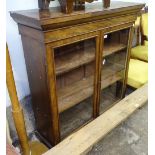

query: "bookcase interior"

left=53, top=28, right=129, bottom=138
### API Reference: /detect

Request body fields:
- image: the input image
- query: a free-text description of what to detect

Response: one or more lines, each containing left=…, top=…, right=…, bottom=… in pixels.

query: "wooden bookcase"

left=10, top=1, right=144, bottom=147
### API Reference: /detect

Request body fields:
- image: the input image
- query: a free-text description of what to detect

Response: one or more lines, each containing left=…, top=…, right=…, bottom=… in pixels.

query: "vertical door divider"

left=121, top=26, right=134, bottom=98
left=93, top=32, right=103, bottom=118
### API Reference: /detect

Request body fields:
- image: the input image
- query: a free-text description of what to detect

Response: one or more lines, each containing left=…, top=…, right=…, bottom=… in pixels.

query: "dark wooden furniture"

left=10, top=1, right=144, bottom=147
left=38, top=0, right=110, bottom=13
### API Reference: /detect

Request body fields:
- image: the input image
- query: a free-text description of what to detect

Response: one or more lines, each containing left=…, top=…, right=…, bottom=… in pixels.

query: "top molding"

left=10, top=1, right=145, bottom=31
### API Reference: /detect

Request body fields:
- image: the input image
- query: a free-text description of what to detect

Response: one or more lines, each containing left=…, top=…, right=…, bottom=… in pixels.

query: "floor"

left=89, top=103, right=148, bottom=155
left=6, top=87, right=148, bottom=155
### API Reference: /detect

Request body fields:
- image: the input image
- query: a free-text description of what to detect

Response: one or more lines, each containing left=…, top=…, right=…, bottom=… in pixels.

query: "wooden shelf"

left=58, top=64, right=124, bottom=113
left=103, top=43, right=127, bottom=57
left=55, top=46, right=95, bottom=75
left=55, top=42, right=126, bottom=75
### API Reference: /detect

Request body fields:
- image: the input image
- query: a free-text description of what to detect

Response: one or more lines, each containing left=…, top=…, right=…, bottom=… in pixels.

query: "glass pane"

left=54, top=38, right=96, bottom=139
left=60, top=96, right=93, bottom=138
left=100, top=28, right=129, bottom=114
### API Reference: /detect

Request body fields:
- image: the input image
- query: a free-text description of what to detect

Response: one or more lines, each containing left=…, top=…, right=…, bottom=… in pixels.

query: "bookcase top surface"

left=10, top=1, right=144, bottom=30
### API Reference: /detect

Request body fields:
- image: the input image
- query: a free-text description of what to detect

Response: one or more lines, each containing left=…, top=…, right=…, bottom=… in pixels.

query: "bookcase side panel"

left=20, top=31, right=54, bottom=146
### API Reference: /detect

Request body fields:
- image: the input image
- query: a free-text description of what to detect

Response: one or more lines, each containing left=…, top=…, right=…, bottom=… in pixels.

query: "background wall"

left=6, top=0, right=59, bottom=106
left=6, top=0, right=147, bottom=106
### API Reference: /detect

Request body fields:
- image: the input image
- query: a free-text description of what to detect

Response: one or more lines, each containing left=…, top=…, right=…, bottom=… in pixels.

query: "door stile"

left=93, top=32, right=103, bottom=118
left=121, top=26, right=134, bottom=98
left=45, top=45, right=61, bottom=145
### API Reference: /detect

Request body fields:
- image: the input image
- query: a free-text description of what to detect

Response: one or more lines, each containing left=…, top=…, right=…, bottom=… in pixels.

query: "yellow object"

left=141, top=13, right=148, bottom=37
left=131, top=45, right=148, bottom=61
left=6, top=45, right=30, bottom=155
left=144, top=40, right=148, bottom=46
left=127, top=59, right=148, bottom=88
left=131, top=13, right=148, bottom=62
left=7, top=44, right=48, bottom=155
left=134, top=16, right=141, bottom=28
left=30, top=141, right=48, bottom=155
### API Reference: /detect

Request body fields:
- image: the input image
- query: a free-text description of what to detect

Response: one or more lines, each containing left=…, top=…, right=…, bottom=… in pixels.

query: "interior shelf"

left=57, top=64, right=124, bottom=113
left=55, top=43, right=126, bottom=75
left=55, top=45, right=95, bottom=75
left=103, top=43, right=127, bottom=57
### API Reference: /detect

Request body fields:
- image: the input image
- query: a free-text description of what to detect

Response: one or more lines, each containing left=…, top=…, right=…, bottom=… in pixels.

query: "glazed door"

left=51, top=36, right=100, bottom=139
left=99, top=28, right=132, bottom=114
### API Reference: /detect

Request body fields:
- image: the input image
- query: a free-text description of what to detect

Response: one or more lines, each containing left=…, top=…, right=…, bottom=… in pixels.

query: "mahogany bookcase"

left=11, top=1, right=144, bottom=147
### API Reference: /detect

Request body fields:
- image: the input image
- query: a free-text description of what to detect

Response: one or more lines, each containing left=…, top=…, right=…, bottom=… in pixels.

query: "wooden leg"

left=58, top=0, right=73, bottom=13
left=38, top=0, right=50, bottom=9
left=6, top=45, right=30, bottom=155
left=116, top=81, right=123, bottom=98
left=136, top=26, right=140, bottom=45
left=103, top=0, right=110, bottom=8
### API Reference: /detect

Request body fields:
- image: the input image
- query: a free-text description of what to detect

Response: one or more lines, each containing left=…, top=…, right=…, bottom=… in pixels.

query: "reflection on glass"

left=54, top=38, right=96, bottom=138
left=100, top=28, right=129, bottom=114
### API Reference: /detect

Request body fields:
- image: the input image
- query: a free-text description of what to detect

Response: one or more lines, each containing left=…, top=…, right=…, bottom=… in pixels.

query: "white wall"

left=113, top=0, right=147, bottom=4
left=6, top=0, right=147, bottom=106
left=6, top=0, right=59, bottom=106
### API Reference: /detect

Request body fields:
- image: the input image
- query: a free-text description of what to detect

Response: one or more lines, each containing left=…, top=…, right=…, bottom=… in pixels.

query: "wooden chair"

left=131, top=12, right=148, bottom=62
left=127, top=59, right=148, bottom=88
left=127, top=9, right=148, bottom=89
